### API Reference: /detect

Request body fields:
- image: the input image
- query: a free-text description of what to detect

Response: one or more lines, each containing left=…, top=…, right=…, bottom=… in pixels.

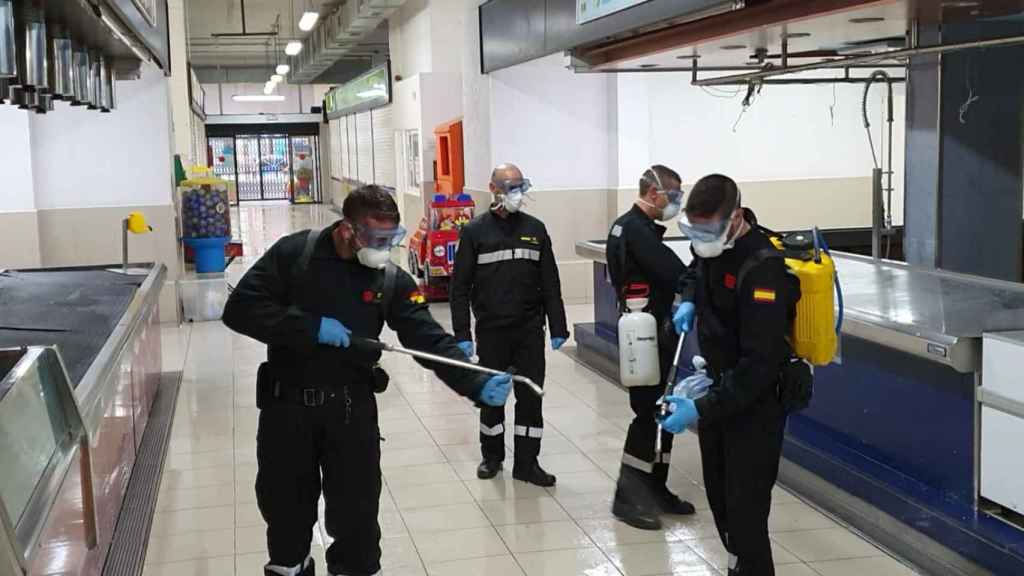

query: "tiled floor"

left=144, top=204, right=921, bottom=576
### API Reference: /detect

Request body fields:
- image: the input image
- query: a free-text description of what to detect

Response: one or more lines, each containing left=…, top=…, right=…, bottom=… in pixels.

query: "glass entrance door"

left=207, top=132, right=322, bottom=203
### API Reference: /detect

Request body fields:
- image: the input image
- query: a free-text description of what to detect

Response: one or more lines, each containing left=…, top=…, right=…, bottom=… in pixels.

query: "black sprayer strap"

left=736, top=247, right=785, bottom=295
left=381, top=262, right=398, bottom=320
left=293, top=227, right=325, bottom=281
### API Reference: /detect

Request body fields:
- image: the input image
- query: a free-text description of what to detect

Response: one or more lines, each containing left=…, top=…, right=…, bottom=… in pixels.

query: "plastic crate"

left=178, top=274, right=229, bottom=322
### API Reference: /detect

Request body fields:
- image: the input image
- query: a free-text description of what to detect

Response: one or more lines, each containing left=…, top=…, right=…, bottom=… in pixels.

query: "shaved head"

left=491, top=163, right=523, bottom=184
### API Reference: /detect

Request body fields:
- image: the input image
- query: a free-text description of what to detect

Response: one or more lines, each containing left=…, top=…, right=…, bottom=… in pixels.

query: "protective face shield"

left=678, top=197, right=741, bottom=258
left=638, top=167, right=683, bottom=221
left=494, top=178, right=532, bottom=213
left=349, top=220, right=406, bottom=269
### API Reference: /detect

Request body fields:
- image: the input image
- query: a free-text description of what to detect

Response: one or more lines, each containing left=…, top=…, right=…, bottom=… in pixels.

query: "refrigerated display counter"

left=0, top=264, right=165, bottom=576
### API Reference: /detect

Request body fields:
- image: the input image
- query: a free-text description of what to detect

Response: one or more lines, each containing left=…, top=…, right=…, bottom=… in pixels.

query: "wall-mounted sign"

left=577, top=0, right=651, bottom=24
left=324, top=63, right=391, bottom=119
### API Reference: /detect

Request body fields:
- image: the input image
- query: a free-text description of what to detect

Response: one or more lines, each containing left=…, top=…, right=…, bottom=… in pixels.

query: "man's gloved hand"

left=457, top=341, right=475, bottom=358
left=673, top=301, right=696, bottom=335
left=318, top=318, right=351, bottom=348
left=478, top=373, right=513, bottom=407
left=551, top=337, right=567, bottom=351
left=658, top=396, right=699, bottom=434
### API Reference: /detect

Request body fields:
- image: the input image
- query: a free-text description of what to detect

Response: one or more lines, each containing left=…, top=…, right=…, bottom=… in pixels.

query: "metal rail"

left=692, top=33, right=1024, bottom=86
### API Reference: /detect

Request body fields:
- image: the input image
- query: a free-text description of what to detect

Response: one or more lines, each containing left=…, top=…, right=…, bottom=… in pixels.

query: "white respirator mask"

left=494, top=178, right=532, bottom=214
left=356, top=247, right=392, bottom=269
left=679, top=196, right=742, bottom=259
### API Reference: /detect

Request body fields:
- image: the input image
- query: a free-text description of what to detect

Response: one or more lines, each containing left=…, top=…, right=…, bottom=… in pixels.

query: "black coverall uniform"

left=223, top=225, right=487, bottom=576
left=450, top=209, right=568, bottom=466
left=605, top=205, right=683, bottom=496
left=683, top=227, right=797, bottom=576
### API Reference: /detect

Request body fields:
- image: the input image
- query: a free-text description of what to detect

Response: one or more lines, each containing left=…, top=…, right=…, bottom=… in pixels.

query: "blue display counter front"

left=574, top=239, right=1024, bottom=574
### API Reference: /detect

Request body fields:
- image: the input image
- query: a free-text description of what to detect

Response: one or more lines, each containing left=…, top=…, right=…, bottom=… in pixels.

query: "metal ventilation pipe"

left=0, top=0, right=15, bottom=78
left=71, top=46, right=89, bottom=105
left=98, top=54, right=112, bottom=111
left=88, top=51, right=100, bottom=109
left=47, top=23, right=73, bottom=99
left=13, top=0, right=47, bottom=92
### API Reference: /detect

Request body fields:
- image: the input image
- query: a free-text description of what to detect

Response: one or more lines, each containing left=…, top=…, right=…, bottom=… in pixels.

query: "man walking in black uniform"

left=661, top=174, right=798, bottom=575
left=223, top=185, right=513, bottom=576
left=450, top=163, right=569, bottom=487
left=605, top=165, right=697, bottom=530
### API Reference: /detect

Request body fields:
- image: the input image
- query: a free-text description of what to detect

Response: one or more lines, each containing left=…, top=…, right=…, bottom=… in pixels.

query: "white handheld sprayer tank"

left=618, top=287, right=660, bottom=388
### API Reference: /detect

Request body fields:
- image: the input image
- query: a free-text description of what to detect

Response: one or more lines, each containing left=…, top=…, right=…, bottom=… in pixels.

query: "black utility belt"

left=256, top=362, right=389, bottom=409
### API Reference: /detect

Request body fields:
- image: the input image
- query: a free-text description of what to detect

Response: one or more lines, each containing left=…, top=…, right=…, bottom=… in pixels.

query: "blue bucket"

left=185, top=237, right=230, bottom=273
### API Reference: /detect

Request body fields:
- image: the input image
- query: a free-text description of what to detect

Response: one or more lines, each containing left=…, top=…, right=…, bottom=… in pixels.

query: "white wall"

left=31, top=64, right=174, bottom=209
left=389, top=0, right=432, bottom=80
left=461, top=0, right=491, bottom=192
left=489, top=54, right=617, bottom=191
left=0, top=107, right=35, bottom=212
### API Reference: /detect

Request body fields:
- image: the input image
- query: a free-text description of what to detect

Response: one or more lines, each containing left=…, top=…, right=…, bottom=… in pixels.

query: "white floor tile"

left=513, top=547, right=622, bottom=576
left=400, top=503, right=492, bottom=533
left=141, top=556, right=234, bottom=576
left=412, top=526, right=510, bottom=564
left=772, top=528, right=885, bottom=563
left=426, top=555, right=526, bottom=576
left=496, top=520, right=594, bottom=553
left=478, top=497, right=571, bottom=526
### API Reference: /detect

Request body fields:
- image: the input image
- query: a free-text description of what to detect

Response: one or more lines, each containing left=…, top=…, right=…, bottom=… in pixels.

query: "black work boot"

left=477, top=459, right=503, bottom=479
left=612, top=466, right=662, bottom=530
left=513, top=461, right=556, bottom=487
left=264, top=556, right=315, bottom=576
left=652, top=463, right=696, bottom=515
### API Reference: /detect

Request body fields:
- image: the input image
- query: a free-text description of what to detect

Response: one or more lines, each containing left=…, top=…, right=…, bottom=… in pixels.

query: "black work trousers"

left=256, top=386, right=382, bottom=576
left=477, top=326, right=545, bottom=467
left=618, top=329, right=677, bottom=500
left=699, top=392, right=787, bottom=576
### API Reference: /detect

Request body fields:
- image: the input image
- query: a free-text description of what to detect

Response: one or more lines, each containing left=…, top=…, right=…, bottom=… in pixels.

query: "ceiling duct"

left=289, top=0, right=406, bottom=83
left=13, top=0, right=47, bottom=93
left=47, top=23, right=73, bottom=100
left=71, top=46, right=90, bottom=106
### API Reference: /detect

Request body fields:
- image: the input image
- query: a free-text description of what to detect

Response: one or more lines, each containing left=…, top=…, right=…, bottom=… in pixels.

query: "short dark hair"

left=342, top=185, right=400, bottom=224
left=639, top=165, right=681, bottom=196
left=685, top=174, right=740, bottom=219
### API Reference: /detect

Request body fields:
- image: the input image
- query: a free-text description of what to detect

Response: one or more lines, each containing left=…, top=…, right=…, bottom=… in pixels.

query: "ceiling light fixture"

left=782, top=32, right=811, bottom=39
left=276, top=63, right=290, bottom=75
left=849, top=17, right=885, bottom=23
left=285, top=41, right=303, bottom=56
left=721, top=44, right=747, bottom=50
left=234, top=94, right=286, bottom=102
left=299, top=11, right=319, bottom=31
left=271, top=74, right=284, bottom=83
left=263, top=82, right=275, bottom=95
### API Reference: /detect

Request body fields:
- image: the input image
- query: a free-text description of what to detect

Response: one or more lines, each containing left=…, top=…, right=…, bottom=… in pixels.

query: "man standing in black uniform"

left=450, top=163, right=569, bottom=487
left=605, top=165, right=696, bottom=530
left=661, top=174, right=798, bottom=576
left=223, top=185, right=513, bottom=576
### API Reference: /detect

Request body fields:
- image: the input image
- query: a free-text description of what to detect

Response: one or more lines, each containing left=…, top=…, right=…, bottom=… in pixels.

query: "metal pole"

left=121, top=218, right=129, bottom=273
left=358, top=338, right=545, bottom=397
left=655, top=332, right=689, bottom=454
left=692, top=33, right=1024, bottom=86
left=872, top=168, right=884, bottom=259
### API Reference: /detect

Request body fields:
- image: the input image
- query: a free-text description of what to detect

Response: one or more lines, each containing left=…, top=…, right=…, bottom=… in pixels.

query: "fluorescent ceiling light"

left=276, top=64, right=290, bottom=75
left=271, top=74, right=284, bottom=83
left=233, top=95, right=286, bottom=102
left=263, top=83, right=275, bottom=95
left=356, top=88, right=387, bottom=99
left=285, top=41, right=303, bottom=56
left=298, top=11, right=319, bottom=31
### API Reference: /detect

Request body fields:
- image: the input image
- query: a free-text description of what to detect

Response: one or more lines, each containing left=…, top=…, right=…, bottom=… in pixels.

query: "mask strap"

left=648, top=166, right=665, bottom=194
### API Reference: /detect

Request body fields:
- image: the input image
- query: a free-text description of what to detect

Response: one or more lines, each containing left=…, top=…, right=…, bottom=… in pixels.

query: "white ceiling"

left=185, top=0, right=385, bottom=76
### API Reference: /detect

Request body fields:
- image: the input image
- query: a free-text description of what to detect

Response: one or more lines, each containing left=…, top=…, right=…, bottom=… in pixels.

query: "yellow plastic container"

left=770, top=236, right=838, bottom=366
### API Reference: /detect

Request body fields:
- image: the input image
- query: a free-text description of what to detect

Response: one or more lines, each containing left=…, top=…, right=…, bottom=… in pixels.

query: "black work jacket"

left=606, top=204, right=685, bottom=324
left=449, top=209, right=569, bottom=343
left=683, top=228, right=799, bottom=423
left=222, top=224, right=485, bottom=400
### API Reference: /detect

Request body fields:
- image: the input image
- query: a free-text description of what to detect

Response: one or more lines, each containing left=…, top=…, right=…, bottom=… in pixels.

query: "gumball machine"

left=179, top=166, right=232, bottom=273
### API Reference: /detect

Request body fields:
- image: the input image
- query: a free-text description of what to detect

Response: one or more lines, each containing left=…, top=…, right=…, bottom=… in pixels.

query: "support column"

left=904, top=22, right=1024, bottom=282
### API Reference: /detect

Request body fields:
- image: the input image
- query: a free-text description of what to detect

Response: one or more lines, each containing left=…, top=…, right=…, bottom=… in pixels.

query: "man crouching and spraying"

left=223, top=185, right=513, bottom=576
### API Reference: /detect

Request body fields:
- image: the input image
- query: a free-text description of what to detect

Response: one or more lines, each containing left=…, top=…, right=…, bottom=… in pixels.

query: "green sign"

left=577, top=0, right=651, bottom=24
left=325, top=63, right=391, bottom=118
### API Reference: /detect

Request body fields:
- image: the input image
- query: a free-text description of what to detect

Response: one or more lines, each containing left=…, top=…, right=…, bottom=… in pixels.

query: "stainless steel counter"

left=576, top=239, right=1024, bottom=372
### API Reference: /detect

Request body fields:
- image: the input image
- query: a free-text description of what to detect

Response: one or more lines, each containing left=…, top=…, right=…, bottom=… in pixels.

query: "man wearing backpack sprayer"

left=223, top=185, right=514, bottom=576
left=661, top=174, right=800, bottom=576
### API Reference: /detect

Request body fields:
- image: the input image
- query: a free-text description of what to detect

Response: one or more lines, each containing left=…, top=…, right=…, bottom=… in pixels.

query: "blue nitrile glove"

left=673, top=301, right=696, bottom=335
left=457, top=341, right=475, bottom=358
left=658, top=396, right=699, bottom=434
left=318, top=318, right=351, bottom=348
left=478, top=373, right=513, bottom=407
left=551, top=337, right=567, bottom=351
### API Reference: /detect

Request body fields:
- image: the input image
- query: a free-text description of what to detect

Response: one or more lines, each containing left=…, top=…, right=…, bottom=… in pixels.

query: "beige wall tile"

left=0, top=211, right=41, bottom=268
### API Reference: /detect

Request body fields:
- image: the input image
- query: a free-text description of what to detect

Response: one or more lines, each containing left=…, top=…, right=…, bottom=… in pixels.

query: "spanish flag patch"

left=752, top=287, right=776, bottom=303
left=408, top=290, right=427, bottom=305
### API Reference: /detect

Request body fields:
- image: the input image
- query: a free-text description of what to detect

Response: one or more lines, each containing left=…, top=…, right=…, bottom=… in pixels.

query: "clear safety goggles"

left=352, top=222, right=407, bottom=250
left=659, top=187, right=683, bottom=205
left=496, top=178, right=532, bottom=196
left=677, top=198, right=740, bottom=243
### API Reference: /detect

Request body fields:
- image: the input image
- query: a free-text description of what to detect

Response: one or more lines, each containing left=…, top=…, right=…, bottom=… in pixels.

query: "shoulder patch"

left=520, top=235, right=540, bottom=245
left=610, top=225, right=623, bottom=238
left=752, top=287, right=777, bottom=304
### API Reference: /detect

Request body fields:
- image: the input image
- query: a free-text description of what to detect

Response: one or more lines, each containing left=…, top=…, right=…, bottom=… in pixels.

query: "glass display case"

left=0, top=347, right=95, bottom=574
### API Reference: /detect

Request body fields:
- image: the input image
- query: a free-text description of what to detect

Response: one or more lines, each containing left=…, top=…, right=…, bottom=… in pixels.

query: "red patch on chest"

left=362, top=290, right=376, bottom=303
left=723, top=273, right=737, bottom=290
